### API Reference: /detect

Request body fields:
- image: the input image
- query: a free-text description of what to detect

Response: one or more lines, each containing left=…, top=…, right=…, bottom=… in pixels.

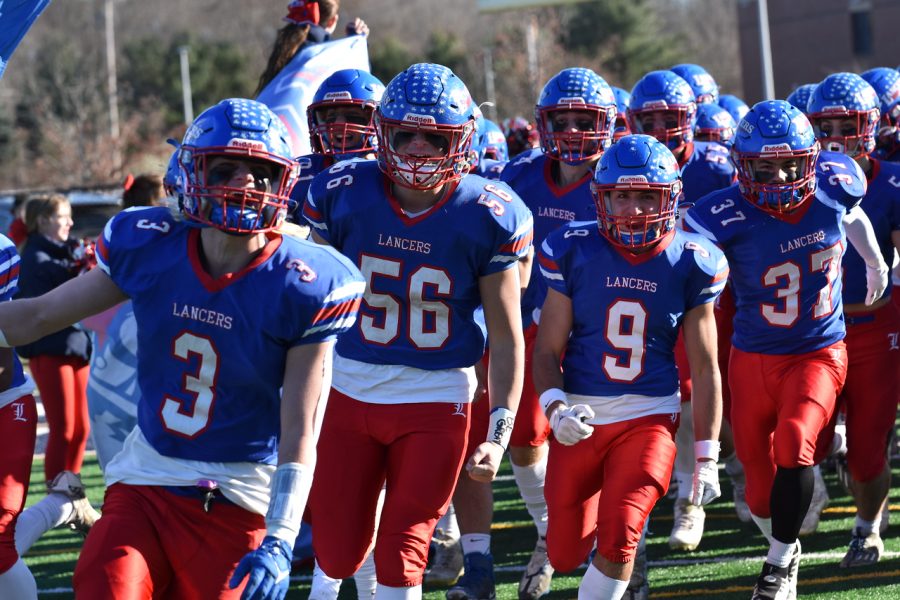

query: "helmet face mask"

left=535, top=68, right=617, bottom=165
left=807, top=73, right=880, bottom=159
left=179, top=99, right=298, bottom=234
left=591, top=134, right=681, bottom=251
left=860, top=67, right=900, bottom=156
left=307, top=69, right=384, bottom=159
left=628, top=71, right=697, bottom=155
left=694, top=103, right=736, bottom=146
left=376, top=63, right=477, bottom=191
left=732, top=100, right=820, bottom=216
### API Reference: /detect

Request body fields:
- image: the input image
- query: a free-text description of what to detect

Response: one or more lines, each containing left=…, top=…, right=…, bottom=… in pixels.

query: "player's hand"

left=467, top=441, right=504, bottom=482
left=691, top=459, right=721, bottom=507
left=345, top=17, right=369, bottom=37
left=865, top=260, right=889, bottom=305
left=229, top=536, right=292, bottom=600
left=549, top=404, right=594, bottom=446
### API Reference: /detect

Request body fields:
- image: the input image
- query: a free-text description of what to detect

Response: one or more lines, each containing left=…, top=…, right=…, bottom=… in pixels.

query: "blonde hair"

left=24, top=194, right=70, bottom=234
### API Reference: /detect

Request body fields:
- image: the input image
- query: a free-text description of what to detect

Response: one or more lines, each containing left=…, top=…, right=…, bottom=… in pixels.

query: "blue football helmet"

left=534, top=67, right=617, bottom=164
left=307, top=69, right=384, bottom=159
left=591, top=134, right=682, bottom=250
left=163, top=147, right=182, bottom=207
left=785, top=84, right=816, bottom=112
left=807, top=72, right=880, bottom=158
left=732, top=100, right=819, bottom=216
left=718, top=94, right=750, bottom=123
left=179, top=98, right=298, bottom=233
left=694, top=103, right=736, bottom=146
left=628, top=71, right=697, bottom=155
left=375, top=63, right=477, bottom=190
left=612, top=86, right=632, bottom=141
left=860, top=67, right=900, bottom=155
left=481, top=118, right=509, bottom=162
left=670, top=63, right=719, bottom=104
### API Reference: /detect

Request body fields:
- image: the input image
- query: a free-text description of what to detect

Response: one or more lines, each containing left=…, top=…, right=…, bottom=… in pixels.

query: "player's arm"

left=843, top=205, right=889, bottom=305
left=466, top=266, right=525, bottom=482
left=231, top=340, right=333, bottom=598
left=518, top=245, right=534, bottom=295
left=0, top=347, right=13, bottom=391
left=682, top=300, right=724, bottom=506
left=0, top=268, right=127, bottom=348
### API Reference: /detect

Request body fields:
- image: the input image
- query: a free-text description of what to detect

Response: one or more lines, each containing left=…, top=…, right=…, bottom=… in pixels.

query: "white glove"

left=549, top=404, right=595, bottom=446
left=865, top=260, right=889, bottom=306
left=691, top=460, right=721, bottom=507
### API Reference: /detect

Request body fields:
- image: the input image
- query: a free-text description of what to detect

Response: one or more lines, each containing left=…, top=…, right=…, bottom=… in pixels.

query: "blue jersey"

left=303, top=160, right=533, bottom=370
left=680, top=141, right=737, bottom=205
left=841, top=159, right=900, bottom=305
left=539, top=224, right=727, bottom=397
left=474, top=158, right=507, bottom=180
left=288, top=153, right=334, bottom=224
left=501, top=148, right=597, bottom=325
left=0, top=234, right=31, bottom=409
left=685, top=151, right=865, bottom=355
left=95, top=206, right=364, bottom=464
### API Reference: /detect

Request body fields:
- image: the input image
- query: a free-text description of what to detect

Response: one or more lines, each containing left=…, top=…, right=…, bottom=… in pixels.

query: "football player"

left=786, top=84, right=816, bottom=113
left=685, top=100, right=888, bottom=599
left=861, top=67, right=900, bottom=163
left=612, top=86, right=632, bottom=142
left=694, top=103, right=737, bottom=147
left=807, top=72, right=900, bottom=567
left=479, top=67, right=617, bottom=600
left=302, top=63, right=532, bottom=599
left=534, top=134, right=725, bottom=600
left=0, top=98, right=365, bottom=600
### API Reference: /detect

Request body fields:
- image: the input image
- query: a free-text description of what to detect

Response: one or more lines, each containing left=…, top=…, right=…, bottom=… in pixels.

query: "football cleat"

left=426, top=528, right=464, bottom=587
left=669, top=498, right=705, bottom=551
left=786, top=540, right=801, bottom=600
left=751, top=543, right=800, bottom=600
left=47, top=470, right=101, bottom=536
left=840, top=529, right=884, bottom=568
left=446, top=552, right=496, bottom=600
left=799, top=469, right=829, bottom=536
left=518, top=536, right=553, bottom=600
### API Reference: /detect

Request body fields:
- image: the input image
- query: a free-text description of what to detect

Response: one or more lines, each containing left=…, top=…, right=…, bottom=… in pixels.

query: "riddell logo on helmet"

left=559, top=96, right=586, bottom=105
left=641, top=100, right=668, bottom=110
left=228, top=139, right=267, bottom=151
left=617, top=175, right=648, bottom=183
left=761, top=143, right=791, bottom=152
left=403, top=113, right=436, bottom=125
left=324, top=91, right=353, bottom=101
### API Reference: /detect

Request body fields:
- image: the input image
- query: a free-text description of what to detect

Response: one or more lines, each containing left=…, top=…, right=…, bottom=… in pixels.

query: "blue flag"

left=0, top=0, right=52, bottom=80
left=256, top=35, right=369, bottom=157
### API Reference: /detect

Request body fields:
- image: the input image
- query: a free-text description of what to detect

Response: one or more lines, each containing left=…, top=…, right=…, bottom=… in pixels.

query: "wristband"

left=694, top=439, right=721, bottom=462
left=538, top=387, right=567, bottom=415
left=0, top=328, right=8, bottom=348
left=487, top=407, right=515, bottom=450
left=265, top=462, right=313, bottom=543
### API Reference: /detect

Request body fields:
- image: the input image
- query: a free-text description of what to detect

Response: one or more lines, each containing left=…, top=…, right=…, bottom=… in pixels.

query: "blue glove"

left=229, top=536, right=293, bottom=600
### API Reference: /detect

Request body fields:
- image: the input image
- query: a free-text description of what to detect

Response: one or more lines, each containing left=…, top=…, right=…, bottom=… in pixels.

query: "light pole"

left=104, top=0, right=121, bottom=172
left=178, top=46, right=194, bottom=125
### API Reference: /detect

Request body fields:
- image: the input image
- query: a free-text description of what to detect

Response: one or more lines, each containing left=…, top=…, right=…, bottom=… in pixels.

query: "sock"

left=0, top=558, right=37, bottom=600
left=511, top=453, right=549, bottom=537
left=354, top=551, right=377, bottom=600
left=723, top=452, right=744, bottom=478
left=854, top=515, right=877, bottom=537
left=435, top=503, right=460, bottom=540
left=14, top=494, right=73, bottom=555
left=374, top=583, right=422, bottom=599
left=460, top=533, right=490, bottom=555
left=771, top=465, right=813, bottom=542
left=578, top=563, right=628, bottom=600
left=674, top=471, right=693, bottom=500
left=751, top=513, right=774, bottom=545
left=766, top=539, right=796, bottom=568
left=309, top=560, right=343, bottom=600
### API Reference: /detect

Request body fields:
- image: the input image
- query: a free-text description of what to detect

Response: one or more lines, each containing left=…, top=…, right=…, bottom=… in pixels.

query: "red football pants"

left=0, top=395, right=36, bottom=572
left=729, top=342, right=847, bottom=518
left=73, top=483, right=265, bottom=599
left=839, top=304, right=900, bottom=482
left=545, top=413, right=678, bottom=570
left=29, top=354, right=89, bottom=481
left=309, top=390, right=470, bottom=587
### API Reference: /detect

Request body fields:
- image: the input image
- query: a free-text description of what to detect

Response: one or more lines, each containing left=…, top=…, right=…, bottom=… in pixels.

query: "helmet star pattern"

left=807, top=72, right=879, bottom=158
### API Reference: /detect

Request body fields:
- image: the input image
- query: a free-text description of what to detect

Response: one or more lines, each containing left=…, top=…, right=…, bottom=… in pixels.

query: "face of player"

left=391, top=129, right=451, bottom=158
left=749, top=157, right=803, bottom=184
left=315, top=105, right=373, bottom=151
left=206, top=156, right=279, bottom=195
left=813, top=116, right=858, bottom=139
left=608, top=189, right=662, bottom=222
left=634, top=110, right=680, bottom=136
left=39, top=203, right=73, bottom=243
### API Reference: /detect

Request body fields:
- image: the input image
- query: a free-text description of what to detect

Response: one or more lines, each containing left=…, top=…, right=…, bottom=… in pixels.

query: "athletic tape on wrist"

left=265, top=462, right=313, bottom=543
left=694, top=439, right=721, bottom=462
left=487, top=406, right=515, bottom=450
left=538, top=387, right=567, bottom=415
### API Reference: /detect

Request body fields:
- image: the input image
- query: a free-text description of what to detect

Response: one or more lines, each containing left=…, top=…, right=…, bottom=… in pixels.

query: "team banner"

left=0, top=0, right=52, bottom=80
left=256, top=35, right=370, bottom=157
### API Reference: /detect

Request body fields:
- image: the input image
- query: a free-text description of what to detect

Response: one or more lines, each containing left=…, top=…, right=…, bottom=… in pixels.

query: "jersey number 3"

left=162, top=332, right=219, bottom=437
